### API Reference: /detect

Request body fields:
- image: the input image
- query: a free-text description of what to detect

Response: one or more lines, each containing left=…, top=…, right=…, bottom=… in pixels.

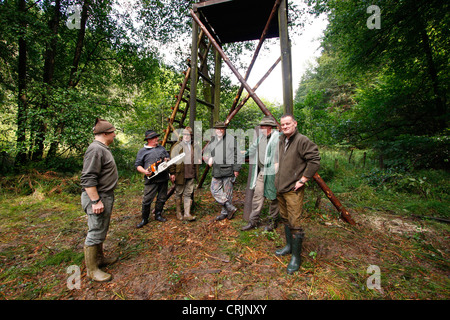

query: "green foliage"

left=298, top=0, right=449, bottom=170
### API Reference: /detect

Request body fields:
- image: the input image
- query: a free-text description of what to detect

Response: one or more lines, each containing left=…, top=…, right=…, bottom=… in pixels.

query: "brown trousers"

left=276, top=187, right=305, bottom=230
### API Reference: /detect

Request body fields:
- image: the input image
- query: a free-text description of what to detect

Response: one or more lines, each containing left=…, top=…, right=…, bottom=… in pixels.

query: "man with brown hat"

left=80, top=118, right=118, bottom=282
left=203, top=122, right=242, bottom=221
left=242, top=115, right=280, bottom=231
left=135, top=129, right=175, bottom=228
left=169, top=126, right=201, bottom=221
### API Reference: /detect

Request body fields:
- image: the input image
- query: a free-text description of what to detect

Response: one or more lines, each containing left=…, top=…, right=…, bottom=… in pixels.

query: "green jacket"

left=203, top=133, right=242, bottom=178
left=275, top=130, right=320, bottom=193
left=246, top=130, right=280, bottom=200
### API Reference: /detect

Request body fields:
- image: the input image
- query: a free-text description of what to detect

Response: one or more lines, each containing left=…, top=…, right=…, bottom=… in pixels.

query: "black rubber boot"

left=154, top=211, right=167, bottom=222
left=287, top=231, right=304, bottom=274
left=275, top=224, right=292, bottom=256
left=137, top=205, right=150, bottom=228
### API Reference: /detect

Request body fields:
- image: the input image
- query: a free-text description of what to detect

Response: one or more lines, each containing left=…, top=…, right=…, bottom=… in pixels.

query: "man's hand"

left=92, top=200, right=104, bottom=214
left=293, top=177, right=308, bottom=191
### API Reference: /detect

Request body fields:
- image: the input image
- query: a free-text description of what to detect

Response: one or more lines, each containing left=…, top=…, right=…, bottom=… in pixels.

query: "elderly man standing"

left=170, top=126, right=201, bottom=221
left=135, top=130, right=175, bottom=228
left=203, top=122, right=242, bottom=221
left=80, top=118, right=118, bottom=282
left=275, top=114, right=320, bottom=274
left=241, top=116, right=280, bottom=231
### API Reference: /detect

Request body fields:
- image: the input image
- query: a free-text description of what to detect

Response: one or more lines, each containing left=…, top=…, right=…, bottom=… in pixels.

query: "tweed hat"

left=259, top=115, right=278, bottom=127
left=144, top=130, right=160, bottom=141
left=93, top=118, right=116, bottom=134
left=213, top=121, right=227, bottom=129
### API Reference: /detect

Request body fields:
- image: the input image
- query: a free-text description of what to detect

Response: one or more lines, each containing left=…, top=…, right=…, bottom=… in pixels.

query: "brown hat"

left=93, top=118, right=116, bottom=134
left=259, top=115, right=278, bottom=127
left=144, top=130, right=160, bottom=140
left=213, top=121, right=227, bottom=129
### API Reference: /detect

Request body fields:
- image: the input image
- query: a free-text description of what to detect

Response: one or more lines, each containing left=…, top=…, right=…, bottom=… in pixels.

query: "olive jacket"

left=275, top=130, right=320, bottom=194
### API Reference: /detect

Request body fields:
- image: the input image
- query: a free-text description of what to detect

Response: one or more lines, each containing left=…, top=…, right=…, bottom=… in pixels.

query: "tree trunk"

left=68, top=0, right=89, bottom=88
left=49, top=0, right=89, bottom=158
left=32, top=0, right=61, bottom=161
left=15, top=0, right=28, bottom=166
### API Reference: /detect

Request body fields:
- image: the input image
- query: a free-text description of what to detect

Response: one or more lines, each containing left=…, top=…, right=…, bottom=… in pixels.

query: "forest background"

left=0, top=0, right=448, bottom=300
left=0, top=0, right=448, bottom=175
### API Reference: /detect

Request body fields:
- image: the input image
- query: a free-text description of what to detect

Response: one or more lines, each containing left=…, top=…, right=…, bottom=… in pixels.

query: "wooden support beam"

left=190, top=9, right=277, bottom=125
left=278, top=0, right=293, bottom=114
left=189, top=12, right=199, bottom=129
left=226, top=56, right=281, bottom=125
left=229, top=0, right=282, bottom=115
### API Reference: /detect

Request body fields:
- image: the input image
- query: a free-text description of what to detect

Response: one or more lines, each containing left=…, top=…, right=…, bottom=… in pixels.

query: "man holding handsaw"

left=135, top=130, right=183, bottom=228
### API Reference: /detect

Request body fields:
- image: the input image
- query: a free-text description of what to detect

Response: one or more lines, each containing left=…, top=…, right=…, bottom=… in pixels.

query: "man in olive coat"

left=275, top=114, right=320, bottom=274
left=80, top=118, right=118, bottom=282
left=203, top=122, right=242, bottom=221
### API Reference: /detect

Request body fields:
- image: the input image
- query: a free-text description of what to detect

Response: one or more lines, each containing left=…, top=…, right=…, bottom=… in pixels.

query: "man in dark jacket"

left=169, top=126, right=201, bottom=221
left=203, top=122, right=242, bottom=221
left=275, top=114, right=320, bottom=274
left=80, top=118, right=118, bottom=282
left=135, top=130, right=175, bottom=228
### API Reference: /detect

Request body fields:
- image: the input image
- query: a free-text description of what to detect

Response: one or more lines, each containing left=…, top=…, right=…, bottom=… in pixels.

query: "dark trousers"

left=142, top=181, right=168, bottom=219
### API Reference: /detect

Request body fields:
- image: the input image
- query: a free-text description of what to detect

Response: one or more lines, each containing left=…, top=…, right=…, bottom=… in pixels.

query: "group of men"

left=80, top=114, right=320, bottom=282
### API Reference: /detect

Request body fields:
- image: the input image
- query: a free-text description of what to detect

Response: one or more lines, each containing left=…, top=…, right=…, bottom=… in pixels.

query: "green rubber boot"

left=275, top=225, right=292, bottom=256
left=287, top=231, right=304, bottom=274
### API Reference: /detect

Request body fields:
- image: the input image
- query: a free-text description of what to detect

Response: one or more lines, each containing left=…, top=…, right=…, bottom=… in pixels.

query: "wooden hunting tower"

left=161, top=0, right=356, bottom=225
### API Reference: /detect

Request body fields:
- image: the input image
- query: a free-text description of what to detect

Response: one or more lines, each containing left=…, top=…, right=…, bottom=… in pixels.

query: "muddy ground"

left=0, top=185, right=448, bottom=300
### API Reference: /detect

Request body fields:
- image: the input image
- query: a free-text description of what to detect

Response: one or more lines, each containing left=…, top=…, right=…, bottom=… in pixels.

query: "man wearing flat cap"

left=203, top=122, right=242, bottom=221
left=242, top=115, right=280, bottom=231
left=135, top=129, right=175, bottom=228
left=80, top=118, right=118, bottom=282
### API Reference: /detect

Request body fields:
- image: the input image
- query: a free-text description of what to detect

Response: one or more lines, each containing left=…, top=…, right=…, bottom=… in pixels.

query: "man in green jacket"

left=203, top=122, right=242, bottom=221
left=275, top=114, right=320, bottom=274
left=241, top=116, right=280, bottom=231
left=80, top=118, right=118, bottom=282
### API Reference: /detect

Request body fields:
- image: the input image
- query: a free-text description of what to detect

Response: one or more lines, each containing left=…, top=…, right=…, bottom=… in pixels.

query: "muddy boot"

left=275, top=225, right=292, bottom=256
left=84, top=245, right=112, bottom=282
left=96, top=243, right=118, bottom=267
left=224, top=201, right=237, bottom=219
left=183, top=198, right=196, bottom=221
left=137, top=205, right=150, bottom=228
left=175, top=197, right=183, bottom=221
left=154, top=210, right=167, bottom=222
left=287, top=230, right=304, bottom=274
left=264, top=219, right=278, bottom=232
left=241, top=222, right=257, bottom=231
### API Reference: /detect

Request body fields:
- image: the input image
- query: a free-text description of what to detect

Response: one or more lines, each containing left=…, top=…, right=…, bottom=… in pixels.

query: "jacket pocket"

left=219, top=165, right=233, bottom=177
